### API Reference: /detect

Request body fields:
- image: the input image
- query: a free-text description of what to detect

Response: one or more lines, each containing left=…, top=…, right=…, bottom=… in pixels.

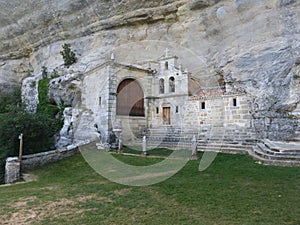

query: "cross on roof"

left=165, top=48, right=169, bottom=57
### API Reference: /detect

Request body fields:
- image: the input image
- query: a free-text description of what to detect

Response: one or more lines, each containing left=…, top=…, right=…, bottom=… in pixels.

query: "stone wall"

left=5, top=145, right=79, bottom=184
left=149, top=95, right=189, bottom=128
left=5, top=157, right=20, bottom=184
left=117, top=116, right=147, bottom=143
left=21, top=145, right=79, bottom=170
left=184, top=94, right=251, bottom=129
left=253, top=117, right=298, bottom=141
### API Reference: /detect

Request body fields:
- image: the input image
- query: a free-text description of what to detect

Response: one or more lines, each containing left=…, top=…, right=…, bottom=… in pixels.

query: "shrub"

left=36, top=78, right=64, bottom=135
left=0, top=110, right=54, bottom=156
left=60, top=43, right=77, bottom=67
left=41, top=66, right=48, bottom=79
left=0, top=87, right=21, bottom=113
left=0, top=87, right=54, bottom=184
left=0, top=81, right=64, bottom=184
left=50, top=68, right=60, bottom=79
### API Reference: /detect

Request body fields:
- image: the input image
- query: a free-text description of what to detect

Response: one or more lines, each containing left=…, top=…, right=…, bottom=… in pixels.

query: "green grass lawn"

left=0, top=150, right=299, bottom=225
left=122, top=146, right=174, bottom=157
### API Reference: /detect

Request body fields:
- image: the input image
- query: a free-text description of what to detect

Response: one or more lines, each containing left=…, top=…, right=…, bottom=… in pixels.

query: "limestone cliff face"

left=0, top=0, right=299, bottom=140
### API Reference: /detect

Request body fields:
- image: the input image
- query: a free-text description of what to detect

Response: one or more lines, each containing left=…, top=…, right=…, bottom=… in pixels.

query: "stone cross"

left=165, top=48, right=169, bottom=57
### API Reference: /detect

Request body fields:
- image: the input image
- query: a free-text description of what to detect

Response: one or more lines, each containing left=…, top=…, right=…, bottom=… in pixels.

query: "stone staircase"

left=124, top=124, right=300, bottom=167
left=197, top=126, right=258, bottom=154
left=249, top=139, right=300, bottom=166
left=126, top=126, right=258, bottom=153
left=146, top=127, right=197, bottom=149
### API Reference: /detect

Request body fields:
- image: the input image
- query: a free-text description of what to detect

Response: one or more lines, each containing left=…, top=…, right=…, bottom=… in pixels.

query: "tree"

left=0, top=87, right=21, bottom=113
left=60, top=43, right=78, bottom=67
left=0, top=84, right=62, bottom=183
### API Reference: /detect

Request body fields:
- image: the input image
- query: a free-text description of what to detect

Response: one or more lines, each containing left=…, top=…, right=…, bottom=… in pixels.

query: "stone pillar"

left=113, top=119, right=122, bottom=153
left=5, top=157, right=20, bottom=184
left=118, top=137, right=123, bottom=153
left=107, top=62, right=117, bottom=132
left=191, top=135, right=198, bottom=160
left=142, top=136, right=148, bottom=156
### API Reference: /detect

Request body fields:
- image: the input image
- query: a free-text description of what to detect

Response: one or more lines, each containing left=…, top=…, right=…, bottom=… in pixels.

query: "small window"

left=233, top=98, right=237, bottom=107
left=165, top=61, right=169, bottom=70
left=169, top=77, right=175, bottom=93
left=99, top=97, right=102, bottom=105
left=176, top=106, right=179, bottom=113
left=159, top=78, right=165, bottom=94
left=201, top=102, right=206, bottom=110
left=156, top=107, right=159, bottom=114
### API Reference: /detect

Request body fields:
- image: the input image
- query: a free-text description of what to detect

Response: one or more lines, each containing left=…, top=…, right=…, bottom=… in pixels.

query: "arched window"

left=165, top=61, right=169, bottom=70
left=159, top=78, right=165, bottom=94
left=116, top=79, right=145, bottom=117
left=169, top=77, right=175, bottom=93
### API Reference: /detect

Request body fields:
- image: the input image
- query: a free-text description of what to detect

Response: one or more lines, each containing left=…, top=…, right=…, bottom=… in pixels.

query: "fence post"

left=18, top=133, right=23, bottom=166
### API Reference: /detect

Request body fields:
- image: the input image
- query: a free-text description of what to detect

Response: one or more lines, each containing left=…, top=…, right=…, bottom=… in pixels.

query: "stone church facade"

left=78, top=51, right=252, bottom=145
left=21, top=50, right=300, bottom=166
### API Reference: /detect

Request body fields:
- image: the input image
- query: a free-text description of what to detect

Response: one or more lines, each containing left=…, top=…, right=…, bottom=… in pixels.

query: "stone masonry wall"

left=184, top=94, right=251, bottom=129
left=21, top=145, right=79, bottom=170
left=5, top=145, right=79, bottom=184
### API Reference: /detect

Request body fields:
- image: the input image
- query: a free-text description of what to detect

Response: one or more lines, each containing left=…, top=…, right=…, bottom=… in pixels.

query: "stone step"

left=293, top=137, right=300, bottom=142
left=200, top=132, right=256, bottom=137
left=198, top=142, right=253, bottom=154
left=198, top=140, right=257, bottom=146
left=257, top=143, right=300, bottom=157
left=197, top=144, right=252, bottom=149
left=199, top=142, right=253, bottom=148
left=263, top=139, right=300, bottom=153
left=248, top=148, right=300, bottom=167
left=204, top=138, right=257, bottom=142
left=253, top=146, right=300, bottom=161
left=198, top=146, right=249, bottom=154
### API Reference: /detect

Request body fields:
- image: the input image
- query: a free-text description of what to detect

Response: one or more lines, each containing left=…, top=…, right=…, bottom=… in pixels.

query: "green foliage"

left=50, top=68, right=60, bottom=79
left=0, top=87, right=21, bottom=113
left=0, top=110, right=54, bottom=156
left=60, top=43, right=77, bottom=67
left=0, top=148, right=9, bottom=184
left=0, top=87, right=21, bottom=183
left=30, top=81, right=36, bottom=88
left=41, top=66, right=48, bottom=79
left=293, top=74, right=300, bottom=79
left=37, top=78, right=54, bottom=113
left=0, top=80, right=64, bottom=184
left=0, top=87, right=53, bottom=183
left=37, top=78, right=63, bottom=132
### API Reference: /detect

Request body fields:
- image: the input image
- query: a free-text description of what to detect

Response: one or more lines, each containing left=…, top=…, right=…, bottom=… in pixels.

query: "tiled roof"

left=190, top=86, right=244, bottom=100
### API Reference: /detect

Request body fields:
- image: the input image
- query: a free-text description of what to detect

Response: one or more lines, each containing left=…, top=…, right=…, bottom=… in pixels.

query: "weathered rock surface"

left=0, top=0, right=299, bottom=142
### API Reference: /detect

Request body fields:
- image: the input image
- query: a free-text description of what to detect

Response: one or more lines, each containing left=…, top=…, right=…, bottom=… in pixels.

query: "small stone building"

left=78, top=51, right=252, bottom=145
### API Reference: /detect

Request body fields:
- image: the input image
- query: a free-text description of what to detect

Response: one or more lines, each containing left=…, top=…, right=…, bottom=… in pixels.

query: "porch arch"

left=116, top=78, right=145, bottom=117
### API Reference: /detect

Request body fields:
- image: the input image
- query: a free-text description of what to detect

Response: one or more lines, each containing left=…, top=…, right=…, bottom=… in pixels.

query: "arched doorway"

left=116, top=79, right=145, bottom=117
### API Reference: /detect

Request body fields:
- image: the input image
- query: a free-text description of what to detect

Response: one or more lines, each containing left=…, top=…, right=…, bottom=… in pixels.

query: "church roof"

left=191, top=86, right=244, bottom=100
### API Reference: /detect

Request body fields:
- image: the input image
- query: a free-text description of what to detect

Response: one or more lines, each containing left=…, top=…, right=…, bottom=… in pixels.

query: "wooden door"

left=163, top=107, right=171, bottom=125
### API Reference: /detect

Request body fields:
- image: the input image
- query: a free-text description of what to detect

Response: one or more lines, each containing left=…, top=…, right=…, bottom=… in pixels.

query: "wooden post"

left=18, top=133, right=23, bottom=165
